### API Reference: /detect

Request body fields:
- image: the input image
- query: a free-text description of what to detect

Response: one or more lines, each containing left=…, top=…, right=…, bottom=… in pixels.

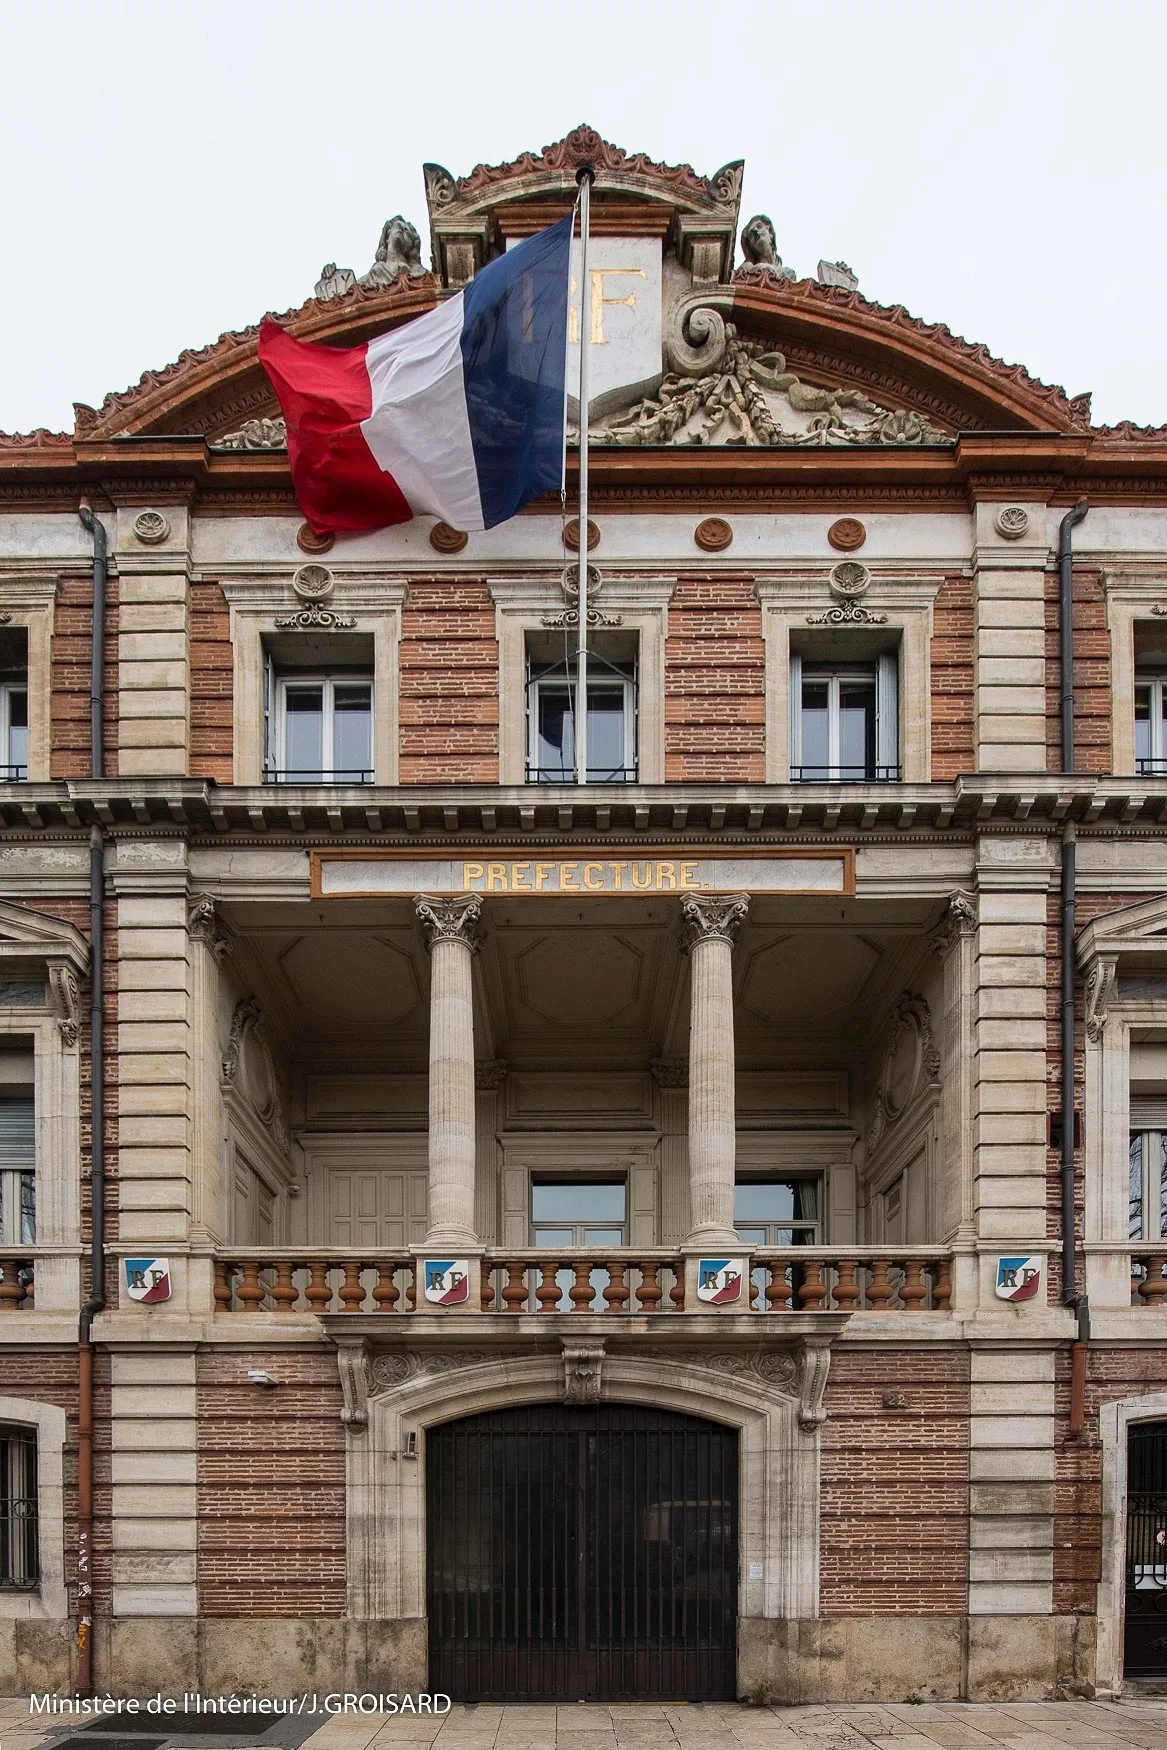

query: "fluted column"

left=415, top=894, right=483, bottom=1248
left=682, top=893, right=748, bottom=1249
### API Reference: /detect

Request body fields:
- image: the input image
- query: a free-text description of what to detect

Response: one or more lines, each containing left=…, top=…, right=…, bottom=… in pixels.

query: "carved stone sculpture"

left=314, top=262, right=357, bottom=300
left=360, top=217, right=426, bottom=289
left=740, top=215, right=796, bottom=282
left=817, top=259, right=859, bottom=292
left=213, top=416, right=287, bottom=450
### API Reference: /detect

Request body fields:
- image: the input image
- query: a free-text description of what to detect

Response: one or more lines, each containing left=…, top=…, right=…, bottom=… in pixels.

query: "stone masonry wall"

left=665, top=574, right=765, bottom=782
left=820, top=1347, right=970, bottom=1613
left=196, top=1349, right=346, bottom=1615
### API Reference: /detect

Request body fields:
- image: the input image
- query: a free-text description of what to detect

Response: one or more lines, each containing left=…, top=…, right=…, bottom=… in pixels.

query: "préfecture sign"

left=312, top=849, right=853, bottom=900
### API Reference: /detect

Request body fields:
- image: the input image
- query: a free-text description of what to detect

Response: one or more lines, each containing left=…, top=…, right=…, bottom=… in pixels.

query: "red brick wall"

left=665, top=575, right=765, bottom=781
left=190, top=580, right=232, bottom=782
left=52, top=572, right=118, bottom=778
left=1046, top=566, right=1110, bottom=774
left=820, top=1348, right=970, bottom=1613
left=197, top=1350, right=346, bottom=1615
left=1054, top=1346, right=1167, bottom=1615
left=1, top=1349, right=104, bottom=1615
left=931, top=574, right=974, bottom=779
left=399, top=577, right=498, bottom=783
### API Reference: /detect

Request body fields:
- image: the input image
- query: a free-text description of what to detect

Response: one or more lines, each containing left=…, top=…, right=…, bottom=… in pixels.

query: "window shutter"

left=788, top=650, right=802, bottom=775
left=263, top=652, right=275, bottom=779
left=0, top=1099, right=34, bottom=1166
left=875, top=651, right=899, bottom=778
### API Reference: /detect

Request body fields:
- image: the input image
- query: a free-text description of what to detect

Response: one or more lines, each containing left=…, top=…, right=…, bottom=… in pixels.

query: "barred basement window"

left=0, top=1428, right=37, bottom=1591
left=0, top=1096, right=34, bottom=1244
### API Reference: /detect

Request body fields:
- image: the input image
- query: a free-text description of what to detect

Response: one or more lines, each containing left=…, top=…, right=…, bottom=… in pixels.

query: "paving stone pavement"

left=5, top=1699, right=1167, bottom=1750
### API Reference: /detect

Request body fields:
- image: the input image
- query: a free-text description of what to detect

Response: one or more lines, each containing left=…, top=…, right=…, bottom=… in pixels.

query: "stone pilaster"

left=931, top=892, right=978, bottom=1266
left=968, top=1346, right=1055, bottom=1618
left=109, top=1346, right=198, bottom=1617
left=972, top=504, right=1051, bottom=773
left=114, top=506, right=191, bottom=779
left=416, top=894, right=482, bottom=1248
left=681, top=894, right=748, bottom=1249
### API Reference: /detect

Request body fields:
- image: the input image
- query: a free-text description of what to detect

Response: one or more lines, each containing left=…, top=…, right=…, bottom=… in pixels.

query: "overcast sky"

left=2, top=0, right=1164, bottom=435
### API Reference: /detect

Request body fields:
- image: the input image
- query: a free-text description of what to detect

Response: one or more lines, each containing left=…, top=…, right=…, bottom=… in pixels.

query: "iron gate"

left=426, top=1403, right=738, bottom=1702
left=1126, top=1421, right=1167, bottom=1676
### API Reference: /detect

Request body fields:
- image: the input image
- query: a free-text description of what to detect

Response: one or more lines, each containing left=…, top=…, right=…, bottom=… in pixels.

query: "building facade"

left=2, top=126, right=1167, bottom=1703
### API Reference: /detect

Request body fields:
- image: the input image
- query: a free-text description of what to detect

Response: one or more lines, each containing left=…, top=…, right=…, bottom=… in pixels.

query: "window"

left=532, top=1180, right=627, bottom=1309
left=790, top=651, right=898, bottom=781
left=1135, top=675, right=1167, bottom=776
left=0, top=628, right=28, bottom=782
left=266, top=666, right=373, bottom=784
left=734, top=1178, right=820, bottom=1246
left=0, top=1427, right=37, bottom=1590
left=1129, top=1128, right=1167, bottom=1240
left=526, top=650, right=636, bottom=783
left=0, top=1097, right=34, bottom=1245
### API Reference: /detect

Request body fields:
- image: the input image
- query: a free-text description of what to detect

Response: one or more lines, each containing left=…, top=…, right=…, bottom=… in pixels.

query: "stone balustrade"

left=0, top=1253, right=35, bottom=1310
left=211, top=1246, right=955, bottom=1315
left=1131, top=1246, right=1167, bottom=1305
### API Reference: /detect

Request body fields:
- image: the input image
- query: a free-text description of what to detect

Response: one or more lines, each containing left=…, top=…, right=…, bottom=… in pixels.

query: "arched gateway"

left=426, top=1403, right=738, bottom=1702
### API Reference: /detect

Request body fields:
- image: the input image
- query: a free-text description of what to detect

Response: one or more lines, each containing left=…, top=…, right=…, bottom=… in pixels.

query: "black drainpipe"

left=76, top=504, right=106, bottom=1691
left=1058, top=501, right=1088, bottom=1349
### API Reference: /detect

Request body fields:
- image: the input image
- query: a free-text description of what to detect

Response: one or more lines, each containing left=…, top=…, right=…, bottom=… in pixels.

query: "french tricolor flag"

left=259, top=215, right=573, bottom=536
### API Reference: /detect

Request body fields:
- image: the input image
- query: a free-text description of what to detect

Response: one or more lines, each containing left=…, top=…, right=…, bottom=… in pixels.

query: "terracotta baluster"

left=213, top=1261, right=233, bottom=1312
left=0, top=1261, right=21, bottom=1311
left=536, top=1262, right=561, bottom=1313
left=480, top=1266, right=495, bottom=1311
left=236, top=1261, right=264, bottom=1312
left=569, top=1262, right=594, bottom=1312
left=669, top=1265, right=685, bottom=1312
left=764, top=1262, right=789, bottom=1311
left=900, top=1258, right=928, bottom=1310
left=797, top=1260, right=827, bottom=1310
left=637, top=1261, right=662, bottom=1313
left=270, top=1261, right=298, bottom=1312
left=603, top=1261, right=629, bottom=1313
left=338, top=1261, right=366, bottom=1313
left=304, top=1261, right=332, bottom=1313
left=832, top=1258, right=861, bottom=1310
left=373, top=1263, right=400, bottom=1312
left=406, top=1264, right=417, bottom=1311
left=502, top=1260, right=529, bottom=1312
left=1141, top=1255, right=1167, bottom=1305
left=933, top=1258, right=952, bottom=1311
left=866, top=1258, right=894, bottom=1309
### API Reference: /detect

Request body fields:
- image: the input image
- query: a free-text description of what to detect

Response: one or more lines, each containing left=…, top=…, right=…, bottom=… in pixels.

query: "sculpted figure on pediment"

left=360, top=216, right=427, bottom=289
left=740, top=214, right=796, bottom=282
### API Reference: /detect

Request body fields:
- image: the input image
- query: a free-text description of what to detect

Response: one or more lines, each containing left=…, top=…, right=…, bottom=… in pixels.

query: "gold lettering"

left=487, top=862, right=508, bottom=891
left=657, top=861, right=677, bottom=890
left=680, top=862, right=700, bottom=889
left=512, top=862, right=532, bottom=891
left=589, top=267, right=646, bottom=346
left=610, top=861, right=629, bottom=890
left=463, top=863, right=485, bottom=888
left=631, top=862, right=653, bottom=890
left=582, top=862, right=604, bottom=890
left=560, top=862, right=581, bottom=892
left=535, top=861, right=556, bottom=891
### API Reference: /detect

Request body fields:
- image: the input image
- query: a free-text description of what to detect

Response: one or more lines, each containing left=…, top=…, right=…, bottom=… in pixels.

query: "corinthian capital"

left=929, top=891, right=976, bottom=960
left=680, top=892, right=749, bottom=951
left=414, top=892, right=484, bottom=952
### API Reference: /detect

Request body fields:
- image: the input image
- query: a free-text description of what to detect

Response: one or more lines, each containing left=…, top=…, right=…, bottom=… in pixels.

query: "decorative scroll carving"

left=929, top=892, right=977, bottom=960
left=542, top=563, right=622, bottom=631
left=221, top=996, right=262, bottom=1086
left=995, top=505, right=1031, bottom=540
left=1084, top=957, right=1118, bottom=1042
left=563, top=1341, right=604, bottom=1405
left=292, top=563, right=334, bottom=599
left=868, top=993, right=940, bottom=1152
left=366, top=1350, right=496, bottom=1393
left=187, top=895, right=233, bottom=964
left=274, top=603, right=356, bottom=630
left=641, top=1349, right=796, bottom=1388
left=595, top=323, right=951, bottom=450
left=48, top=964, right=81, bottom=1047
left=828, top=560, right=870, bottom=600
left=336, top=1340, right=369, bottom=1429
left=475, top=1059, right=509, bottom=1093
left=797, top=1341, right=832, bottom=1430
left=806, top=602, right=887, bottom=626
left=360, top=217, right=427, bottom=290
left=650, top=1058, right=689, bottom=1088
left=740, top=216, right=796, bottom=282
left=680, top=893, right=749, bottom=950
left=214, top=415, right=287, bottom=450
left=314, top=262, right=357, bottom=300
left=415, top=893, right=484, bottom=953
left=221, top=996, right=288, bottom=1148
left=426, top=125, right=742, bottom=210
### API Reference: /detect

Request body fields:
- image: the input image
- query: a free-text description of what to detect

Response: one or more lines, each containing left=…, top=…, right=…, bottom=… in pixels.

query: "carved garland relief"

left=868, top=992, right=940, bottom=1153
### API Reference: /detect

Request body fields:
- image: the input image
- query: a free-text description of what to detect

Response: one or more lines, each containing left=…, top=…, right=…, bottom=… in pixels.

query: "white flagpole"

left=575, top=166, right=594, bottom=787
